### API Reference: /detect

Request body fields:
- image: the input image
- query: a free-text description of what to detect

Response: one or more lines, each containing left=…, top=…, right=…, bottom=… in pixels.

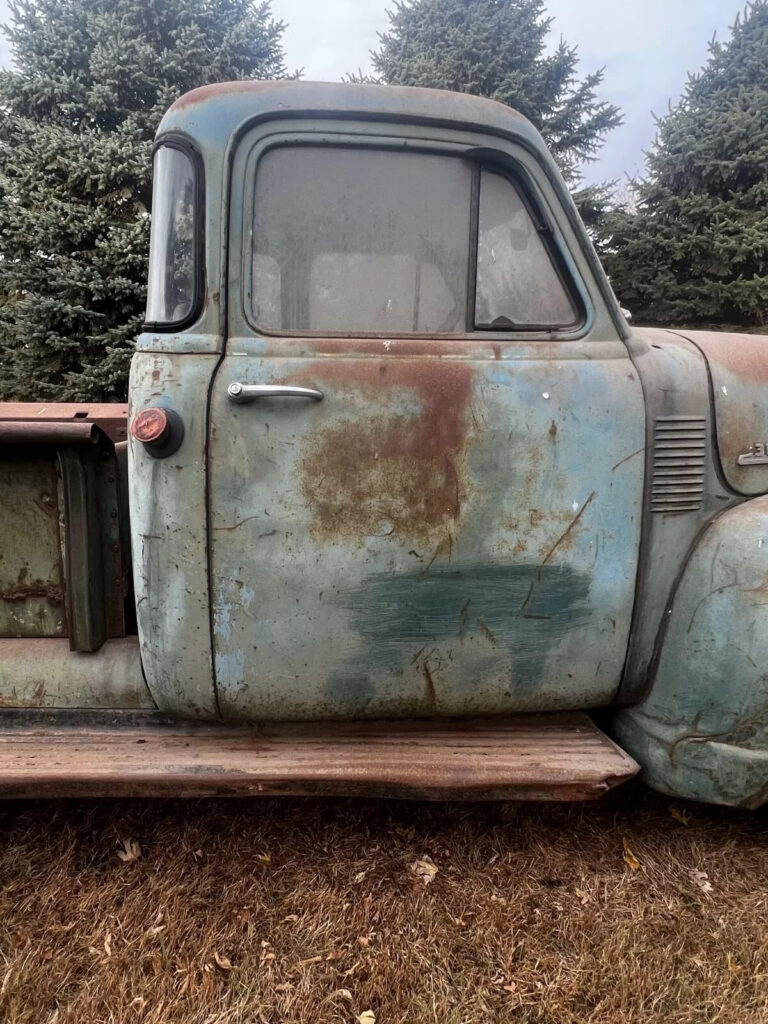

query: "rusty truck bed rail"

left=0, top=403, right=128, bottom=445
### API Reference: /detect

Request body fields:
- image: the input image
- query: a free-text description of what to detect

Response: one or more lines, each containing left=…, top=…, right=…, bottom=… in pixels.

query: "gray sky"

left=276, top=0, right=741, bottom=186
left=0, top=0, right=745, bottom=186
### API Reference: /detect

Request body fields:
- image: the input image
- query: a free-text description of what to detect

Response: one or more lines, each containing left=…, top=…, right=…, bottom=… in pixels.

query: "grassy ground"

left=0, top=785, right=765, bottom=1023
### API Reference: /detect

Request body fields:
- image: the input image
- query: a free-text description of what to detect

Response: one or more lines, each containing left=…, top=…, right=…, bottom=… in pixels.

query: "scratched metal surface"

left=0, top=637, right=153, bottom=709
left=208, top=341, right=644, bottom=720
left=679, top=330, right=768, bottom=497
left=614, top=496, right=768, bottom=808
left=129, top=353, right=219, bottom=717
left=617, top=328, right=736, bottom=705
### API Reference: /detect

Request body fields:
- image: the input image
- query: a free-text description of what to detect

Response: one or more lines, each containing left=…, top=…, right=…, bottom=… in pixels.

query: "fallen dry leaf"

left=727, top=953, right=743, bottom=974
left=622, top=838, right=640, bottom=871
left=333, top=988, right=353, bottom=1001
left=690, top=869, right=714, bottom=895
left=410, top=856, right=438, bottom=886
left=275, top=982, right=294, bottom=992
left=103, top=932, right=112, bottom=957
left=117, top=838, right=142, bottom=863
left=214, top=951, right=232, bottom=971
left=297, top=955, right=323, bottom=968
left=669, top=806, right=691, bottom=826
left=358, top=1012, right=376, bottom=1024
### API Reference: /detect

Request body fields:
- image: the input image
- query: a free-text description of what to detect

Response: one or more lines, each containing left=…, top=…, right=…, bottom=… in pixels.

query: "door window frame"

left=238, top=132, right=592, bottom=342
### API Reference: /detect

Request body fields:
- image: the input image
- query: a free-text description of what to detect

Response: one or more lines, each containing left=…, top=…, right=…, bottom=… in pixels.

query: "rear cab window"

left=145, top=142, right=201, bottom=329
left=249, top=145, right=580, bottom=335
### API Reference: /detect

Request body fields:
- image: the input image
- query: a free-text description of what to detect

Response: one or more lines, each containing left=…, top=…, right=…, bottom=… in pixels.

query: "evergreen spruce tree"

left=354, top=0, right=622, bottom=196
left=604, top=2, right=768, bottom=328
left=0, top=0, right=288, bottom=401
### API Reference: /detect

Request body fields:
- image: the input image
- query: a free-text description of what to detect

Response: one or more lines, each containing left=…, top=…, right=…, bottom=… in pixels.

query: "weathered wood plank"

left=0, top=713, right=638, bottom=800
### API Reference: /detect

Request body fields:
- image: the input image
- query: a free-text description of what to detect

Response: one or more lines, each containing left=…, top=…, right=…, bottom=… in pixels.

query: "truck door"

left=207, top=133, right=644, bottom=721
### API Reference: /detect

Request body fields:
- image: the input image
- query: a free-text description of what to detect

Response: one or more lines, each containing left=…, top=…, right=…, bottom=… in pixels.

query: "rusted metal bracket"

left=58, top=448, right=108, bottom=652
left=0, top=421, right=101, bottom=445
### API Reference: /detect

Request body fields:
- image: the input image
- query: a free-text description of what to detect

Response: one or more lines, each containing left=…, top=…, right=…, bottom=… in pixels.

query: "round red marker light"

left=130, top=406, right=184, bottom=458
left=131, top=406, right=168, bottom=444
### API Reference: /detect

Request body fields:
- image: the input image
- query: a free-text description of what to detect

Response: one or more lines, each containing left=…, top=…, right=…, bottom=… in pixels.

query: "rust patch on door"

left=297, top=360, right=475, bottom=546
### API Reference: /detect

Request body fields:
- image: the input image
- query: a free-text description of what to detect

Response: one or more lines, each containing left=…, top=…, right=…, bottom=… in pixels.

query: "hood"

left=677, top=330, right=768, bottom=496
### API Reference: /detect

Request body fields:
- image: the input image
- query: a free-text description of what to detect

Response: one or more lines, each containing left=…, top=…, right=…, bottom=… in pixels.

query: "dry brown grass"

left=0, top=785, right=766, bottom=1023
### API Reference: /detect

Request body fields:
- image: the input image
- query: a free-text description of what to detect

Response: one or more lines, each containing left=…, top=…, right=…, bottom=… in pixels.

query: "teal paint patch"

left=341, top=564, right=592, bottom=693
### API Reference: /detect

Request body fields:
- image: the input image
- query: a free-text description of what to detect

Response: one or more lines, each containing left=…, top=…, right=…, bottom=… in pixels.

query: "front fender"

left=614, top=496, right=768, bottom=808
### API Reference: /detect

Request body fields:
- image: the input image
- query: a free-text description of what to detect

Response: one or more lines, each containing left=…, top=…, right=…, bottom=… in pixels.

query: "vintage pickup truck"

left=1, top=81, right=767, bottom=807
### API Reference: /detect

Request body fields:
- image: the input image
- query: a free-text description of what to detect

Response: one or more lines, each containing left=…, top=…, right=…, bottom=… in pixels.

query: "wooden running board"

left=0, top=712, right=638, bottom=800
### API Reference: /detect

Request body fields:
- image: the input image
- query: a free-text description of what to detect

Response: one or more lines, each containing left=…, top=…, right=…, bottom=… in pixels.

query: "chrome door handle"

left=227, top=382, right=324, bottom=404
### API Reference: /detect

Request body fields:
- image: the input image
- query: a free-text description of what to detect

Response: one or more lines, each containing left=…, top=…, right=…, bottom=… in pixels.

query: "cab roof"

left=158, top=79, right=547, bottom=156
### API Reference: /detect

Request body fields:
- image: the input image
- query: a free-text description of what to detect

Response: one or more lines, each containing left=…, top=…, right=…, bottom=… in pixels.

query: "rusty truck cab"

left=130, top=81, right=645, bottom=722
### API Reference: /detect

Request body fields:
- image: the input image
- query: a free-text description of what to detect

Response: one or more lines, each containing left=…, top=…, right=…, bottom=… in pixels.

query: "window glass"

left=475, top=168, right=577, bottom=328
left=145, top=145, right=197, bottom=325
left=251, top=147, right=471, bottom=333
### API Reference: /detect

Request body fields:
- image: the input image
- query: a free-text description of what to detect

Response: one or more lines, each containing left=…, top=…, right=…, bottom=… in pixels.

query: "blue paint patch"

left=213, top=597, right=232, bottom=641
left=215, top=649, right=245, bottom=693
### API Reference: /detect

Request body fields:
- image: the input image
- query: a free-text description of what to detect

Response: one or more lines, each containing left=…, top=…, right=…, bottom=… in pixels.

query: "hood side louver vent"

left=651, top=416, right=706, bottom=514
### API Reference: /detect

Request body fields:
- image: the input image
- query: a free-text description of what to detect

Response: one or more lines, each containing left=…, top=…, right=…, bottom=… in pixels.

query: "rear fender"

left=614, top=496, right=768, bottom=808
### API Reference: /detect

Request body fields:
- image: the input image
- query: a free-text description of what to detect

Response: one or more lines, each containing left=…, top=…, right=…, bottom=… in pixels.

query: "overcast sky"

left=0, top=0, right=746, bottom=186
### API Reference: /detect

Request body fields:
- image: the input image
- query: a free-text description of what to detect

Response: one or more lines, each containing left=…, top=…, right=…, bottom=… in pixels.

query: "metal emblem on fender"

left=738, top=443, right=768, bottom=466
